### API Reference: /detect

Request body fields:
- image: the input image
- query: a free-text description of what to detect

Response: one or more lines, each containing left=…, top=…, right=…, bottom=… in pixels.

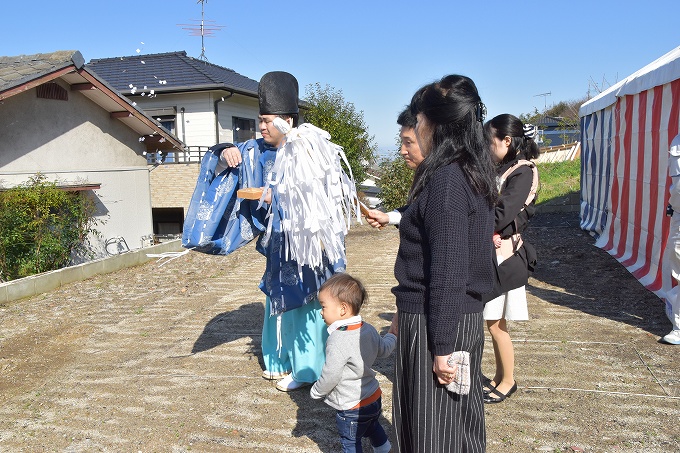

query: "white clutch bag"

left=445, top=351, right=471, bottom=395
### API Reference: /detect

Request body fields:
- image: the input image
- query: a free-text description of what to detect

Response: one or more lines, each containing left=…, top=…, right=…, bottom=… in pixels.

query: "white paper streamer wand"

left=265, top=119, right=363, bottom=269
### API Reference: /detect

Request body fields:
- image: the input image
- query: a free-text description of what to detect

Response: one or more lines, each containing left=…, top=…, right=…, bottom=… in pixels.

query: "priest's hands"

left=220, top=147, right=242, bottom=168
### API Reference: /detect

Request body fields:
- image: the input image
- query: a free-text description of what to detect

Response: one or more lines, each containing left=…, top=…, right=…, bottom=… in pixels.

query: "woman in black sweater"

left=391, top=75, right=497, bottom=452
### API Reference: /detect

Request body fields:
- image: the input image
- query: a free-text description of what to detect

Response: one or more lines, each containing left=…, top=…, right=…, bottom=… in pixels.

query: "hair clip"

left=523, top=123, right=537, bottom=140
left=476, top=102, right=487, bottom=123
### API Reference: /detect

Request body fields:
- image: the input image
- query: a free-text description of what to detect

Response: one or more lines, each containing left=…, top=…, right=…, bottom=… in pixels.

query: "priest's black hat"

left=258, top=71, right=299, bottom=115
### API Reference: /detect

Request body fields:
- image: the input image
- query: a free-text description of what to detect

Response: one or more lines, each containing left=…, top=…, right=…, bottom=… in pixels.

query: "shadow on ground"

left=191, top=302, right=265, bottom=367
left=525, top=211, right=670, bottom=337
left=287, top=385, right=397, bottom=452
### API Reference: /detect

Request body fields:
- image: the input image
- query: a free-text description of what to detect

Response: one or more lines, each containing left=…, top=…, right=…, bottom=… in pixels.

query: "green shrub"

left=375, top=154, right=581, bottom=211
left=377, top=152, right=414, bottom=211
left=0, top=174, right=100, bottom=282
left=303, top=83, right=378, bottom=184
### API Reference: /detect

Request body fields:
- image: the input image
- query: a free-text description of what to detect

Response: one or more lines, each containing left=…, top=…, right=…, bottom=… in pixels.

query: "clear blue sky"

left=2, top=0, right=678, bottom=156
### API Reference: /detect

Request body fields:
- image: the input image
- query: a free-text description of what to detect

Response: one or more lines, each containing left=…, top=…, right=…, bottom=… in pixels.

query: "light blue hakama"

left=262, top=296, right=329, bottom=383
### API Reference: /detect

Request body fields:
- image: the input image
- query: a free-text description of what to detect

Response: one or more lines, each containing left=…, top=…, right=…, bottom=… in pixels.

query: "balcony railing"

left=146, top=146, right=212, bottom=165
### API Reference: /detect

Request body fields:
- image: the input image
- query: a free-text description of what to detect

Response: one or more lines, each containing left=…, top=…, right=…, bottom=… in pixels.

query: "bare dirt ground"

left=0, top=211, right=679, bottom=452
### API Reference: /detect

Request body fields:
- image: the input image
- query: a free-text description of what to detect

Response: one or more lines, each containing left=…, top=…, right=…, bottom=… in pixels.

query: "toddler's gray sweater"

left=310, top=320, right=396, bottom=411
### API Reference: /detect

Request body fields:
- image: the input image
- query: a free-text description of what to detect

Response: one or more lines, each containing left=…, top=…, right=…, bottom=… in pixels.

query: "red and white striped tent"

left=579, top=45, right=680, bottom=298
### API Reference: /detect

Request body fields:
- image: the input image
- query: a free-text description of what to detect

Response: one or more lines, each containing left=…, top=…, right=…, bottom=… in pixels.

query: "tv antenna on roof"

left=177, top=0, right=224, bottom=62
left=534, top=91, right=551, bottom=111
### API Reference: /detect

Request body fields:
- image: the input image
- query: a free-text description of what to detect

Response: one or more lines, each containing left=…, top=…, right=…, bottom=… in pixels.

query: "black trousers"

left=393, top=311, right=486, bottom=452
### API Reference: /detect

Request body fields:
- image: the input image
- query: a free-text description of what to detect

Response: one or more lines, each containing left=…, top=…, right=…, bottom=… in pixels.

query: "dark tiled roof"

left=536, top=115, right=578, bottom=127
left=0, top=50, right=84, bottom=92
left=86, top=51, right=259, bottom=96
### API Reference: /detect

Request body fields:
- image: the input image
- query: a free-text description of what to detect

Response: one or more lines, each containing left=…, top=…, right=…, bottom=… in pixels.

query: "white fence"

left=535, top=142, right=581, bottom=163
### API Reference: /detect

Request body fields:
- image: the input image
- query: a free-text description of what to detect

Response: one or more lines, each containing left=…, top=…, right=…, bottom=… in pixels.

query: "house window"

left=232, top=117, right=256, bottom=142
left=156, top=115, right=176, bottom=134
left=145, top=107, right=177, bottom=134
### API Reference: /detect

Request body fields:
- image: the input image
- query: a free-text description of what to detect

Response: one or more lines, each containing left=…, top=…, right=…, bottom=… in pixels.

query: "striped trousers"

left=393, top=311, right=486, bottom=452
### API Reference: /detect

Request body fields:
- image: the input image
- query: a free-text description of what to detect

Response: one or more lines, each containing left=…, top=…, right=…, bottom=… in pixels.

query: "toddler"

left=310, top=273, right=396, bottom=453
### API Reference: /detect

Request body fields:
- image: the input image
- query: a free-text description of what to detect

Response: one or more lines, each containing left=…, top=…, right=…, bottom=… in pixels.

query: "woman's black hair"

left=408, top=75, right=497, bottom=206
left=484, top=114, right=540, bottom=164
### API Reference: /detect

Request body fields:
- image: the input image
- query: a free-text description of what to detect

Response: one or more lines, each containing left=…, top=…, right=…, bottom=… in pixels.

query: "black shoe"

left=484, top=382, right=517, bottom=404
left=482, top=375, right=495, bottom=395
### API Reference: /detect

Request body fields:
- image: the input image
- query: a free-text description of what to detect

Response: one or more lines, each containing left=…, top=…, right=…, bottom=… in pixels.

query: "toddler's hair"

left=319, top=273, right=367, bottom=315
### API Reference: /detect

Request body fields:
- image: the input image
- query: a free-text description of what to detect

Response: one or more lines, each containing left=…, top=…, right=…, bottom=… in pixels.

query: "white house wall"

left=90, top=168, right=154, bottom=255
left=131, top=92, right=209, bottom=147
left=217, top=94, right=260, bottom=144
left=0, top=80, right=147, bottom=170
left=0, top=80, right=155, bottom=261
left=130, top=91, right=259, bottom=148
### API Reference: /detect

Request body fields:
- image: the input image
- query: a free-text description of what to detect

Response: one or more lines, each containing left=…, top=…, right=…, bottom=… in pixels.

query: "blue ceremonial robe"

left=183, top=138, right=345, bottom=381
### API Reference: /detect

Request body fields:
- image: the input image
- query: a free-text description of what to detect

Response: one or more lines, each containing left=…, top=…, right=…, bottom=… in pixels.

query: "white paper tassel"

left=259, top=121, right=361, bottom=270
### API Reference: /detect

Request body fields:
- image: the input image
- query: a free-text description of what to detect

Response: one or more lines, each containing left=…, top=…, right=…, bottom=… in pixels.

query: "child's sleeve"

left=376, top=333, right=397, bottom=358
left=309, top=342, right=347, bottom=399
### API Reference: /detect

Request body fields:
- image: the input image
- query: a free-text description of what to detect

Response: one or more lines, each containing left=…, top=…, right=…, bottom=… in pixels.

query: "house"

left=86, top=51, right=262, bottom=235
left=579, top=45, right=680, bottom=298
left=534, top=115, right=580, bottom=147
left=87, top=51, right=261, bottom=148
left=0, top=50, right=184, bottom=261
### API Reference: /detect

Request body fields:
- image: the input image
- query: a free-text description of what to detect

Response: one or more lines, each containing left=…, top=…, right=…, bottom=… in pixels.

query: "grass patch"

left=536, top=159, right=580, bottom=205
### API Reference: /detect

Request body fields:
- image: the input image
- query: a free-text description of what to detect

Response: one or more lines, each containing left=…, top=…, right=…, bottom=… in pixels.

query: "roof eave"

left=121, top=84, right=258, bottom=98
left=0, top=53, right=185, bottom=152
left=76, top=67, right=186, bottom=151
left=0, top=51, right=85, bottom=99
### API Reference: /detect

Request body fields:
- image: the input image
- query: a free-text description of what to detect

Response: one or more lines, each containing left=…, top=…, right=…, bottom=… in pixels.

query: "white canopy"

left=579, top=45, right=680, bottom=117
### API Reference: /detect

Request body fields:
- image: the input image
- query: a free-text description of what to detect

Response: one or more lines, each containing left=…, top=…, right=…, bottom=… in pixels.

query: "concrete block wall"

left=148, top=164, right=200, bottom=214
left=0, top=239, right=185, bottom=303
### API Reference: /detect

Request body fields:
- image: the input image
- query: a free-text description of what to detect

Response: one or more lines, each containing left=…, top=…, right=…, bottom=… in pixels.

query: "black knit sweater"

left=392, top=162, right=494, bottom=356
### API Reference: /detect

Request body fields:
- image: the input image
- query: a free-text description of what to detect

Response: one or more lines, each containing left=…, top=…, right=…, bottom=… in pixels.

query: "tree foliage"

left=520, top=97, right=587, bottom=125
left=377, top=151, right=414, bottom=211
left=520, top=96, right=589, bottom=147
left=519, top=107, right=543, bottom=126
left=302, top=83, right=377, bottom=183
left=0, top=174, right=100, bottom=282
